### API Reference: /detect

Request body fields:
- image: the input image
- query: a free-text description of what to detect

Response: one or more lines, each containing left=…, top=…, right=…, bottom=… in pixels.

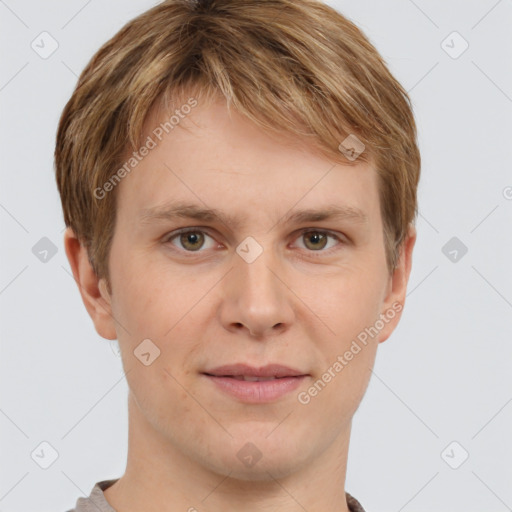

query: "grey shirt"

left=66, top=478, right=366, bottom=512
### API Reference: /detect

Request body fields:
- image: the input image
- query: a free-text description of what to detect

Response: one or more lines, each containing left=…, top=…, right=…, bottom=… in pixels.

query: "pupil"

left=306, top=232, right=326, bottom=250
left=181, top=232, right=203, bottom=251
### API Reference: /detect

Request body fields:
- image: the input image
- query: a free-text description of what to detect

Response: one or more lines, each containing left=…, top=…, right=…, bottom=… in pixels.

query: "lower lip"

left=203, top=375, right=307, bottom=403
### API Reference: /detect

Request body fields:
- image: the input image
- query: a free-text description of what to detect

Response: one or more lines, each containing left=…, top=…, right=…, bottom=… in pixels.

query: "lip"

left=202, top=364, right=309, bottom=404
left=204, top=363, right=306, bottom=378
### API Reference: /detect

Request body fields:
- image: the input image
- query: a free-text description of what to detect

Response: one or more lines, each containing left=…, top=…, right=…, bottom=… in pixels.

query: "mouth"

left=203, top=363, right=307, bottom=379
left=210, top=375, right=284, bottom=382
left=202, top=364, right=309, bottom=403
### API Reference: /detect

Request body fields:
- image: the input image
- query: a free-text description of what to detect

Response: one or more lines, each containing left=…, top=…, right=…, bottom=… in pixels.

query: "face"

left=68, top=95, right=415, bottom=482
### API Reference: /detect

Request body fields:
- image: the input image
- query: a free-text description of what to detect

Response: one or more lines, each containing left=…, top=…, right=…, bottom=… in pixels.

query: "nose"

left=219, top=246, right=295, bottom=339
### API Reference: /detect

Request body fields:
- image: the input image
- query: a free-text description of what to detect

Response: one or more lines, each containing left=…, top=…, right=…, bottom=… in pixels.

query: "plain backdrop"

left=1, top=1, right=511, bottom=511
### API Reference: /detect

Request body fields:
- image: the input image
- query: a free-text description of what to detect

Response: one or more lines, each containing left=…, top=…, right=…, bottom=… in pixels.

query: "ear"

left=63, top=227, right=117, bottom=340
left=378, top=223, right=416, bottom=343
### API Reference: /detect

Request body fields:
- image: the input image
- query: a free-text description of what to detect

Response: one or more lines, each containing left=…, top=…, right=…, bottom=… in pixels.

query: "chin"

left=198, top=431, right=313, bottom=482
left=207, top=452, right=307, bottom=482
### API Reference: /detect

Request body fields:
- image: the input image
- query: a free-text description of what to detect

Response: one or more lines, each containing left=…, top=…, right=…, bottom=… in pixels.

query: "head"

left=56, top=0, right=419, bottom=481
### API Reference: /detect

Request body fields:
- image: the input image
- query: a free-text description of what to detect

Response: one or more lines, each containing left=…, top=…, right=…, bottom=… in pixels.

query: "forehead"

left=115, top=97, right=381, bottom=229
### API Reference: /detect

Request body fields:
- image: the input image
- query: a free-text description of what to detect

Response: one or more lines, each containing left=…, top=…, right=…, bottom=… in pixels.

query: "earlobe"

left=378, top=224, right=417, bottom=344
left=63, top=227, right=117, bottom=340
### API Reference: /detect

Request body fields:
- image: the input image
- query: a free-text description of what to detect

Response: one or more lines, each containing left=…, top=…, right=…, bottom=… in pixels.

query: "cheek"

left=298, top=266, right=385, bottom=340
left=125, top=359, right=214, bottom=454
left=111, top=254, right=189, bottom=336
left=304, top=339, right=378, bottom=429
left=297, top=268, right=383, bottom=402
left=110, top=256, right=210, bottom=382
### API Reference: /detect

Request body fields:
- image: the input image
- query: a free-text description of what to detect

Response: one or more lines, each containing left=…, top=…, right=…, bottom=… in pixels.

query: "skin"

left=65, top=96, right=416, bottom=512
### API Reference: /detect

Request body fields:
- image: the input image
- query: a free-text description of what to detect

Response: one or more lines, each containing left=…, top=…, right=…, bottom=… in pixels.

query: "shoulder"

left=346, top=491, right=366, bottom=512
left=65, top=478, right=119, bottom=512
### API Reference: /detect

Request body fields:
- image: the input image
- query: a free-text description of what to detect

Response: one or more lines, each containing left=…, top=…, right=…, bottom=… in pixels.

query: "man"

left=56, top=0, right=420, bottom=510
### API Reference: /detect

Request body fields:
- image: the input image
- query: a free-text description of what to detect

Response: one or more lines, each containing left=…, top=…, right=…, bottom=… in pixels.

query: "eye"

left=293, top=229, right=344, bottom=254
left=163, top=227, right=345, bottom=256
left=164, top=228, right=217, bottom=252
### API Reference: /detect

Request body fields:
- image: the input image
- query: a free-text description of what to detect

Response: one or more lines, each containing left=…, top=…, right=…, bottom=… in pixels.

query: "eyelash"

left=162, top=227, right=346, bottom=258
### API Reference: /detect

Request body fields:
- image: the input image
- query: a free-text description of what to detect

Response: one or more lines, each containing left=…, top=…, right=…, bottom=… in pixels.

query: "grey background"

left=1, top=1, right=511, bottom=511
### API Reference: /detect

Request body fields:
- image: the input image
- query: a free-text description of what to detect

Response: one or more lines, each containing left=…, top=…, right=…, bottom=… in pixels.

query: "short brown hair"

left=55, top=0, right=421, bottom=290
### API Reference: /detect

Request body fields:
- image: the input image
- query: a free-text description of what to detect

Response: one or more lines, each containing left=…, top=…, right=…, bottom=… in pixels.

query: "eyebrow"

left=138, top=201, right=368, bottom=229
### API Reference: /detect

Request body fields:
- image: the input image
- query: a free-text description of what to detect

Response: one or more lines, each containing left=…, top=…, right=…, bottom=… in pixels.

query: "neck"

left=104, top=392, right=352, bottom=512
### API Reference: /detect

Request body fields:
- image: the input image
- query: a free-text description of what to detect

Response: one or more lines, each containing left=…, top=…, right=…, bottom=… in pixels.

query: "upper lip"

left=203, top=364, right=307, bottom=378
